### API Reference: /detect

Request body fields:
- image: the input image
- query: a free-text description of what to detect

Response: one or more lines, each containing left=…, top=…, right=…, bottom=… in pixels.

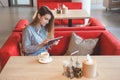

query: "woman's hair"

left=30, top=6, right=54, bottom=38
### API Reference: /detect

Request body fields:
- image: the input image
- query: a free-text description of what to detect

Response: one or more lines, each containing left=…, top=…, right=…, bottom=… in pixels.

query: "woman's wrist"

left=39, top=39, right=49, bottom=48
left=39, top=43, right=45, bottom=48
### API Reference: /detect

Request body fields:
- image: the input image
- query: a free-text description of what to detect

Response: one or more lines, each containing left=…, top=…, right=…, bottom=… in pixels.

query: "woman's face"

left=39, top=14, right=51, bottom=26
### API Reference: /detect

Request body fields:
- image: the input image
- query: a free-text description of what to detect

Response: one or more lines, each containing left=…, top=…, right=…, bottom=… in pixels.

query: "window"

left=9, top=0, right=33, bottom=7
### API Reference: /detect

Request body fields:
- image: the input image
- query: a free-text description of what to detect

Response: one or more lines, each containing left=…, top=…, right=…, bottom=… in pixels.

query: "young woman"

left=22, top=6, right=55, bottom=56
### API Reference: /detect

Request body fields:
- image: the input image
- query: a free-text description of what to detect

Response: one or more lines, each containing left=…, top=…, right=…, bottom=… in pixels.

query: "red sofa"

left=37, top=2, right=82, bottom=10
left=37, top=0, right=71, bottom=9
left=13, top=18, right=106, bottom=32
left=0, top=19, right=119, bottom=70
left=37, top=1, right=84, bottom=25
left=0, top=32, right=22, bottom=70
left=0, top=31, right=120, bottom=70
left=49, top=31, right=120, bottom=55
left=55, top=18, right=106, bottom=31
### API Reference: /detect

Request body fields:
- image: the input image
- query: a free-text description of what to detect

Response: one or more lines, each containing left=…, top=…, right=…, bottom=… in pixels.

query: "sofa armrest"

left=89, top=18, right=105, bottom=27
left=100, top=31, right=120, bottom=55
left=13, top=19, right=29, bottom=32
left=0, top=57, right=1, bottom=72
left=0, top=32, right=21, bottom=69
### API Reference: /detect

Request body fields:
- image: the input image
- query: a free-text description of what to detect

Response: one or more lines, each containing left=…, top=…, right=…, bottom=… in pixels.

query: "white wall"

left=72, top=0, right=91, bottom=15
left=91, top=0, right=103, bottom=4
left=72, top=0, right=103, bottom=15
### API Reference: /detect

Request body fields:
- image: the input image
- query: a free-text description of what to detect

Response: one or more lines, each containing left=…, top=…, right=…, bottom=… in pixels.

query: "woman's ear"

left=38, top=14, right=41, bottom=19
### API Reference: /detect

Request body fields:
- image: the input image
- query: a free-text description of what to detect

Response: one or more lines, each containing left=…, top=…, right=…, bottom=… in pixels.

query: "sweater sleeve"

left=22, top=27, right=43, bottom=54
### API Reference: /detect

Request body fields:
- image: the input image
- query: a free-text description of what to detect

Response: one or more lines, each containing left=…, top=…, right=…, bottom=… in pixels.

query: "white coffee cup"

left=38, top=52, right=49, bottom=61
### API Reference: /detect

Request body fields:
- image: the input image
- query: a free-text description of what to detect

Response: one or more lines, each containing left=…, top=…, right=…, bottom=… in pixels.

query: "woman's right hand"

left=39, top=39, right=49, bottom=48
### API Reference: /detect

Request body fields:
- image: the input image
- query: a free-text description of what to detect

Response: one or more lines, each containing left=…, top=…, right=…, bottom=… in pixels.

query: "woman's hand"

left=53, top=40, right=60, bottom=45
left=43, top=39, right=49, bottom=45
left=39, top=39, right=50, bottom=48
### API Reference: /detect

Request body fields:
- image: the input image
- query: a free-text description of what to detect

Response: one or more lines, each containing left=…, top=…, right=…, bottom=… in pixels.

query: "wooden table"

left=32, top=10, right=90, bottom=26
left=0, top=56, right=120, bottom=80
left=52, top=9, right=90, bottom=26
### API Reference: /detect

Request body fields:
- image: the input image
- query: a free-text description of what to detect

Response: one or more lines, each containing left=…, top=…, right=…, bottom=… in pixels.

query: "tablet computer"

left=47, top=36, right=63, bottom=45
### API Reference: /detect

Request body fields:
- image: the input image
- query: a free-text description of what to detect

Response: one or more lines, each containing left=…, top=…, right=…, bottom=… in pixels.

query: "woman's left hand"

left=53, top=40, right=60, bottom=45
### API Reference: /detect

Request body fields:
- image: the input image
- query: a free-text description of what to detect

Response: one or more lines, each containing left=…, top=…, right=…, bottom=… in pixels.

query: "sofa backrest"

left=55, top=18, right=106, bottom=31
left=48, top=31, right=102, bottom=55
left=37, top=0, right=71, bottom=9
left=99, top=31, right=120, bottom=55
left=37, top=2, right=82, bottom=10
left=61, top=2, right=82, bottom=9
left=38, top=2, right=58, bottom=10
left=37, top=0, right=71, bottom=2
left=48, top=31, right=120, bottom=55
left=14, top=18, right=106, bottom=32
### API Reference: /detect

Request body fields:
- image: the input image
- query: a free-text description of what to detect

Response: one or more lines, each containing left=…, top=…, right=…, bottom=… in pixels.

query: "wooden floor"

left=0, top=5, right=120, bottom=48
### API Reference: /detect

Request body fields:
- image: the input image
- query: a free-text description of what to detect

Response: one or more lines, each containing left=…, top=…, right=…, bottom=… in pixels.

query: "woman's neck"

left=36, top=23, right=41, bottom=35
left=36, top=23, right=42, bottom=28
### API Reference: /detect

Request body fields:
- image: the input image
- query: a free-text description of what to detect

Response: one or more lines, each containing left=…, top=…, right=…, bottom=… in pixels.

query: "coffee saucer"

left=38, top=57, right=52, bottom=64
